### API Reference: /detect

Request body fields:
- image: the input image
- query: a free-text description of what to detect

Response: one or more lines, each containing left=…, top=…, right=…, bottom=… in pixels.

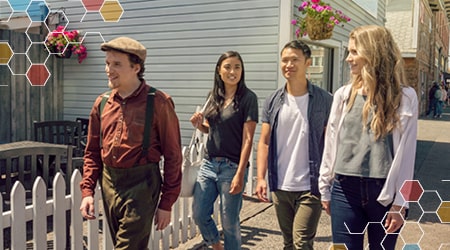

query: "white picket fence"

left=0, top=169, right=207, bottom=250
left=1, top=135, right=255, bottom=249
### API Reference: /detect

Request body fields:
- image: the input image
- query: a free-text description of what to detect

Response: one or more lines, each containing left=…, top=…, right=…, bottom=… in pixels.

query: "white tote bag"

left=179, top=97, right=210, bottom=197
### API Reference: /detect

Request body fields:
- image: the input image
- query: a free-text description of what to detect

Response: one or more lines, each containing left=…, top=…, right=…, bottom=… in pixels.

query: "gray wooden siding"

left=49, top=0, right=281, bottom=144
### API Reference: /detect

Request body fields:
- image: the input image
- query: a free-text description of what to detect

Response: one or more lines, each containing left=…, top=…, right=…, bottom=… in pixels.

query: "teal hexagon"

left=26, top=0, right=49, bottom=22
left=8, top=0, right=31, bottom=12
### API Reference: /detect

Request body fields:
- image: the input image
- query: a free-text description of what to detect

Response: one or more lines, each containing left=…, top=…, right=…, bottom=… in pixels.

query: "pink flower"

left=291, top=0, right=351, bottom=39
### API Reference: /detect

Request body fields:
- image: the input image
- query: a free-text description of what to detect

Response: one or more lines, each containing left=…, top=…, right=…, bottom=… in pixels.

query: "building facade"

left=1, top=0, right=388, bottom=144
left=386, top=0, right=450, bottom=115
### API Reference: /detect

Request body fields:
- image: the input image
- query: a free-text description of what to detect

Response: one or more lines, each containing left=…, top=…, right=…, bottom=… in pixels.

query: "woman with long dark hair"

left=190, top=51, right=258, bottom=250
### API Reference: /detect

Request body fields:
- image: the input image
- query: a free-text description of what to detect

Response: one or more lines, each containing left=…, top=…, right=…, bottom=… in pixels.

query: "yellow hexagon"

left=0, top=42, right=13, bottom=64
left=437, top=201, right=450, bottom=223
left=100, top=0, right=123, bottom=22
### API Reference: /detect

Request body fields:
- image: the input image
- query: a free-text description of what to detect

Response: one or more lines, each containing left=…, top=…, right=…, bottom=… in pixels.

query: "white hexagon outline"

left=0, top=41, right=14, bottom=65
left=418, top=190, right=442, bottom=213
left=0, top=65, right=11, bottom=85
left=398, top=221, right=424, bottom=245
left=25, top=41, right=49, bottom=64
left=50, top=10, right=70, bottom=31
left=400, top=180, right=425, bottom=203
left=410, top=201, right=425, bottom=222
left=0, top=0, right=13, bottom=22
left=436, top=200, right=450, bottom=224
left=26, top=63, right=50, bottom=86
left=327, top=243, right=348, bottom=250
left=344, top=220, right=371, bottom=235
left=7, top=0, right=31, bottom=12
left=439, top=243, right=450, bottom=249
left=8, top=52, right=32, bottom=75
left=43, top=25, right=72, bottom=56
left=401, top=243, right=421, bottom=250
left=80, top=0, right=105, bottom=22
left=99, top=0, right=124, bottom=23
left=81, top=0, right=105, bottom=12
left=25, top=19, right=49, bottom=43
left=25, top=0, right=50, bottom=23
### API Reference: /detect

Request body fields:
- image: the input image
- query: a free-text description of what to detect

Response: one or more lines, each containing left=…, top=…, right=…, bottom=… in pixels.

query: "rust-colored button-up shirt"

left=80, top=82, right=182, bottom=211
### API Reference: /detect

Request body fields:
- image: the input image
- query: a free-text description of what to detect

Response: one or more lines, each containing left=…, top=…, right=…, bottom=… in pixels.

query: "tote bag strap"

left=186, top=96, right=211, bottom=156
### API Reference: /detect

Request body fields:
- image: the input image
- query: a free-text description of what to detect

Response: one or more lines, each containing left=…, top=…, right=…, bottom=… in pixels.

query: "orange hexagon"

left=82, top=0, right=105, bottom=11
left=436, top=201, right=450, bottom=223
left=400, top=180, right=424, bottom=202
left=26, top=64, right=50, bottom=86
left=100, top=0, right=124, bottom=22
left=0, top=42, right=14, bottom=64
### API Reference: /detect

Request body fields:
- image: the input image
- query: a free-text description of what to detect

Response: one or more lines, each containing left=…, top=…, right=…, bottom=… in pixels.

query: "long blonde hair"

left=347, top=25, right=406, bottom=140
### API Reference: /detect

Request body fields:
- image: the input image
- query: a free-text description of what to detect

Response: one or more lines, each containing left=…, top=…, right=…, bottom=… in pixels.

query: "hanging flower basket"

left=54, top=46, right=73, bottom=58
left=292, top=0, right=351, bottom=40
left=305, top=15, right=334, bottom=40
left=45, top=26, right=88, bottom=63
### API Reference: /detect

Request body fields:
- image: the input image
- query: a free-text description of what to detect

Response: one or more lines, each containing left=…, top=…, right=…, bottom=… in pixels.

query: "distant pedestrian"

left=319, top=25, right=418, bottom=249
left=435, top=83, right=447, bottom=118
left=434, top=84, right=443, bottom=118
left=255, top=40, right=332, bottom=249
left=426, top=81, right=439, bottom=116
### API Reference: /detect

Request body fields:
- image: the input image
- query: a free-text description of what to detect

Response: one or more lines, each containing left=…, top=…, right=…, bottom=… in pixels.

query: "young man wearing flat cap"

left=79, top=36, right=182, bottom=250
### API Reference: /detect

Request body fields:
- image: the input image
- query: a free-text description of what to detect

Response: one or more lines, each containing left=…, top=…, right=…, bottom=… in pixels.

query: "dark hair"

left=204, top=51, right=248, bottom=120
left=128, top=53, right=145, bottom=81
left=281, top=40, right=311, bottom=59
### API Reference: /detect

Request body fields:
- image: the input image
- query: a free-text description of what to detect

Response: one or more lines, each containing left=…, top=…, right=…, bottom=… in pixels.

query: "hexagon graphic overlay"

left=400, top=180, right=424, bottom=202
left=81, top=0, right=104, bottom=11
left=100, top=0, right=123, bottom=22
left=0, top=0, right=13, bottom=21
left=8, top=0, right=31, bottom=12
left=0, top=42, right=14, bottom=64
left=437, top=201, right=450, bottom=223
left=26, top=64, right=49, bottom=86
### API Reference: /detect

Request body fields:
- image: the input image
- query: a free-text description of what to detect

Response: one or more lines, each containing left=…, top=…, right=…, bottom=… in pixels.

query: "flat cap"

left=101, top=36, right=146, bottom=62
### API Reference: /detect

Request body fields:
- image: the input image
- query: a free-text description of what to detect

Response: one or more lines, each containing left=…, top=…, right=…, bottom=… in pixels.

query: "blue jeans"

left=436, top=100, right=444, bottom=116
left=192, top=157, right=248, bottom=250
left=330, top=174, right=400, bottom=250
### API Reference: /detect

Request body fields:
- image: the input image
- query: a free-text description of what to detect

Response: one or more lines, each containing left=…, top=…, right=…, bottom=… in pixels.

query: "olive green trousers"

left=101, top=163, right=161, bottom=250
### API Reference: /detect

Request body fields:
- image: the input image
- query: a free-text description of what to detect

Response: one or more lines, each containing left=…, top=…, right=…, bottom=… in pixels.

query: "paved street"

left=176, top=105, right=450, bottom=250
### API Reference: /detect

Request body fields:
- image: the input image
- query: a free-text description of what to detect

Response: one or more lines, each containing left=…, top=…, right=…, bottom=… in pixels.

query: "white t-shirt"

left=276, top=93, right=310, bottom=191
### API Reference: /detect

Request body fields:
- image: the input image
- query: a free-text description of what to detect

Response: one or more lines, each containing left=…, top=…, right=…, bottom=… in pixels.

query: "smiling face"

left=280, top=47, right=310, bottom=81
left=346, top=38, right=365, bottom=76
left=218, top=56, right=242, bottom=88
left=105, top=50, right=141, bottom=90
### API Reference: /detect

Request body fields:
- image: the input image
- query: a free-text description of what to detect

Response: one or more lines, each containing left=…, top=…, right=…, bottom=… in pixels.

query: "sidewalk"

left=176, top=105, right=450, bottom=250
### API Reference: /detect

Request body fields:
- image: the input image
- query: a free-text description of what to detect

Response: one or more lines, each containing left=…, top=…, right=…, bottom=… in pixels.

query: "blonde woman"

left=319, top=25, right=418, bottom=249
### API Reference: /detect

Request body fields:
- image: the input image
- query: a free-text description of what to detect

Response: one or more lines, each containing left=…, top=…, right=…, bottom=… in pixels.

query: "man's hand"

left=321, top=201, right=331, bottom=216
left=80, top=196, right=96, bottom=220
left=255, top=179, right=269, bottom=202
left=154, top=209, right=171, bottom=230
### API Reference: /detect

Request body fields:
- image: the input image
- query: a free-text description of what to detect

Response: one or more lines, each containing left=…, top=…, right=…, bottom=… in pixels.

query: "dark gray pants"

left=101, top=163, right=161, bottom=250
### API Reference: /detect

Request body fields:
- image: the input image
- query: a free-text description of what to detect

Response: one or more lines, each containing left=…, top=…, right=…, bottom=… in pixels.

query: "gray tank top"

left=334, top=94, right=393, bottom=178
